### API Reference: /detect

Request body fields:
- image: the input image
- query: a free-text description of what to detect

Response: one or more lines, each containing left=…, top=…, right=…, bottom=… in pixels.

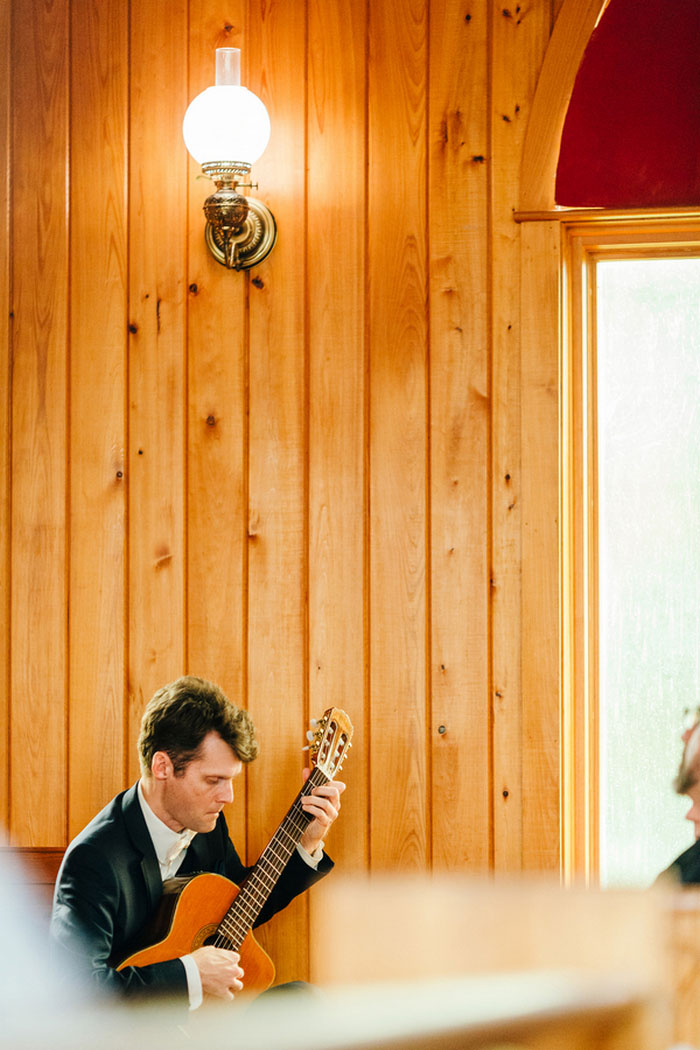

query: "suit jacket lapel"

left=121, top=782, right=163, bottom=912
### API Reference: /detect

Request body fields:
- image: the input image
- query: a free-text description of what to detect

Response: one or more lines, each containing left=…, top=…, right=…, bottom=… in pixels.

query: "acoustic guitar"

left=117, top=708, right=353, bottom=1000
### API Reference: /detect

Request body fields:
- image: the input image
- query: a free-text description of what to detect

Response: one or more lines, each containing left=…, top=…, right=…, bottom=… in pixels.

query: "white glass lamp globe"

left=183, top=85, right=270, bottom=166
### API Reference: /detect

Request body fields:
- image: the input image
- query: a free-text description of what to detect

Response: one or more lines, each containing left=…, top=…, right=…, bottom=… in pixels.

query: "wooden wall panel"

left=429, top=0, right=490, bottom=871
left=68, top=0, right=128, bottom=839
left=127, top=2, right=189, bottom=776
left=2, top=0, right=581, bottom=985
left=490, top=0, right=555, bottom=871
left=368, top=0, right=429, bottom=870
left=520, top=219, right=562, bottom=872
left=245, top=0, right=309, bottom=986
left=0, top=0, right=10, bottom=841
left=306, top=0, right=368, bottom=984
left=185, top=2, right=248, bottom=840
left=10, top=0, right=69, bottom=845
left=306, top=0, right=368, bottom=878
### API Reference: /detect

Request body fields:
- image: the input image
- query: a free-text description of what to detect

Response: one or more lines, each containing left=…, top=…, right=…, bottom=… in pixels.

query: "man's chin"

left=188, top=815, right=219, bottom=834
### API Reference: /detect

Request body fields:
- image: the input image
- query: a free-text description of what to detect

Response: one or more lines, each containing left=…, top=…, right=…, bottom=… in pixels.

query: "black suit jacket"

left=657, top=836, right=700, bottom=885
left=50, top=783, right=332, bottom=1003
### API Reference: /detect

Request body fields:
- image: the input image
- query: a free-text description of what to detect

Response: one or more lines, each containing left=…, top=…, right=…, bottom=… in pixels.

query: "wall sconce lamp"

left=183, top=48, right=276, bottom=271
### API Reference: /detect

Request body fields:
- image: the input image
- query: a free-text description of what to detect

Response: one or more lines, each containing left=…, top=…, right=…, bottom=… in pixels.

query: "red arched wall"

left=556, top=0, right=700, bottom=208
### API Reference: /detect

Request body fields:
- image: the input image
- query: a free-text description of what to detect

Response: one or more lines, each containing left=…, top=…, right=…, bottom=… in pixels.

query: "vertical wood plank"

left=246, top=0, right=309, bottom=984
left=491, top=0, right=553, bottom=873
left=307, top=0, right=367, bottom=867
left=306, top=0, right=367, bottom=980
left=0, top=0, right=11, bottom=840
left=368, top=0, right=428, bottom=870
left=520, top=219, right=561, bottom=871
left=185, top=3, right=248, bottom=840
left=127, top=0, right=189, bottom=777
left=68, top=0, right=128, bottom=838
left=10, top=0, right=68, bottom=845
left=429, top=0, right=490, bottom=871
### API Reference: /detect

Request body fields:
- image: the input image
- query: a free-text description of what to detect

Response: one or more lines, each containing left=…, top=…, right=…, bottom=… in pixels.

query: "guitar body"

left=117, top=872, right=275, bottom=1000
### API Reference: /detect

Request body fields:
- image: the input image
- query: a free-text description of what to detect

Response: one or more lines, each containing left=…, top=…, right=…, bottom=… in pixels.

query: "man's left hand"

left=299, top=770, right=345, bottom=856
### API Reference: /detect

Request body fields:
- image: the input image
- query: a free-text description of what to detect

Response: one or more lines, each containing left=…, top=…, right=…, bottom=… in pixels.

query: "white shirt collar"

left=137, top=780, right=196, bottom=876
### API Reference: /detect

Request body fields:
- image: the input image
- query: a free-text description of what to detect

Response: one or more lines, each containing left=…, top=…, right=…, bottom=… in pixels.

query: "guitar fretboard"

left=214, top=765, right=329, bottom=951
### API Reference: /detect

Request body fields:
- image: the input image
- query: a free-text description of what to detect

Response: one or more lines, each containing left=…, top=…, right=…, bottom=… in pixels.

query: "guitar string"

left=212, top=765, right=330, bottom=950
left=215, top=772, right=329, bottom=947
left=215, top=802, right=319, bottom=946
left=216, top=788, right=322, bottom=947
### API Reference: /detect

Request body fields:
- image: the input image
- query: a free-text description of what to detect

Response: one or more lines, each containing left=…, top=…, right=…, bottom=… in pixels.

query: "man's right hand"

left=191, top=945, right=244, bottom=1000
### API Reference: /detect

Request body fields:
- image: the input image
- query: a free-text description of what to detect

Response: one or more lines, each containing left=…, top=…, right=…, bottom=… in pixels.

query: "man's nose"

left=217, top=779, right=234, bottom=804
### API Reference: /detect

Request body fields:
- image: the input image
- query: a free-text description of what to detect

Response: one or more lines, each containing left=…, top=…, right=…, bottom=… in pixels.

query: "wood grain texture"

left=185, top=1, right=248, bottom=841
left=68, top=0, right=128, bottom=838
left=10, top=0, right=69, bottom=845
left=520, top=219, right=561, bottom=871
left=490, top=0, right=554, bottom=871
left=306, top=0, right=367, bottom=881
left=127, top=0, right=189, bottom=775
left=368, top=0, right=429, bottom=870
left=306, top=0, right=368, bottom=982
left=245, top=0, right=309, bottom=985
left=0, top=0, right=10, bottom=841
left=0, top=0, right=598, bottom=985
left=429, top=0, right=490, bottom=871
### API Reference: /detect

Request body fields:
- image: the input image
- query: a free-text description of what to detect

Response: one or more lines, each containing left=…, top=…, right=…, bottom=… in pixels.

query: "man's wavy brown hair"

left=138, top=675, right=259, bottom=776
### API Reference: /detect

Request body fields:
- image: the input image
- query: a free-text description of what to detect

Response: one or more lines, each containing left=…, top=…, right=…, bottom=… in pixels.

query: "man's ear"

left=151, top=751, right=173, bottom=780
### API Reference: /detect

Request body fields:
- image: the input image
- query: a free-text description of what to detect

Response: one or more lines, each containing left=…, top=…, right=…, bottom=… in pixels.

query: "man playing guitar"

left=51, top=676, right=346, bottom=1009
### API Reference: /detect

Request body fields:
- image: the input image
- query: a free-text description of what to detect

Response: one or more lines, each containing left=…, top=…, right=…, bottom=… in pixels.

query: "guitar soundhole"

left=192, top=924, right=219, bottom=951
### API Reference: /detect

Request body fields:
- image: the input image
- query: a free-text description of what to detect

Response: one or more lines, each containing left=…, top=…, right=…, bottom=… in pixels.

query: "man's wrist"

left=297, top=840, right=325, bottom=868
left=181, top=954, right=203, bottom=1010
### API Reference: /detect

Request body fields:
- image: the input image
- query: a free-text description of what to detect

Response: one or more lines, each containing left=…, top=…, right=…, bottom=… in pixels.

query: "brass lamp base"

left=200, top=161, right=277, bottom=271
left=204, top=196, right=277, bottom=271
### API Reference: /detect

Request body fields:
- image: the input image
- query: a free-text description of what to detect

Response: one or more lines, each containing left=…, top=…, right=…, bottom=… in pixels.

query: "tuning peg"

left=306, top=729, right=315, bottom=742
left=309, top=718, right=318, bottom=728
left=301, top=745, right=310, bottom=752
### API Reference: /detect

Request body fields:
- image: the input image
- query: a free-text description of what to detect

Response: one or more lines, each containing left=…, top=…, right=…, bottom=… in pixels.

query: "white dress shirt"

left=136, top=780, right=323, bottom=1010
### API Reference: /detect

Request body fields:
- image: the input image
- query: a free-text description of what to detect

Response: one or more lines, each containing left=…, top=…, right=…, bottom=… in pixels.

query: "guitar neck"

left=217, top=765, right=329, bottom=950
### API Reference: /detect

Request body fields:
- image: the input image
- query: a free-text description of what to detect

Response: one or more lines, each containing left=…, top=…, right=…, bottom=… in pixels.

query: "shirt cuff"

left=181, top=954, right=203, bottom=1011
left=296, top=841, right=324, bottom=869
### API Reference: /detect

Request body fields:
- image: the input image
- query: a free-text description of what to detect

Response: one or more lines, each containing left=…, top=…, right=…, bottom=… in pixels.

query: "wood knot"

left=154, top=549, right=172, bottom=569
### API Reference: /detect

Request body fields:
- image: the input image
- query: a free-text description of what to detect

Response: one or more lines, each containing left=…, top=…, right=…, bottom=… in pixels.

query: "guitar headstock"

left=307, top=708, right=353, bottom=779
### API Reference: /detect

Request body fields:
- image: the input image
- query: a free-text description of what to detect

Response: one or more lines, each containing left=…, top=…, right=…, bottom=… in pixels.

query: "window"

left=562, top=223, right=700, bottom=886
